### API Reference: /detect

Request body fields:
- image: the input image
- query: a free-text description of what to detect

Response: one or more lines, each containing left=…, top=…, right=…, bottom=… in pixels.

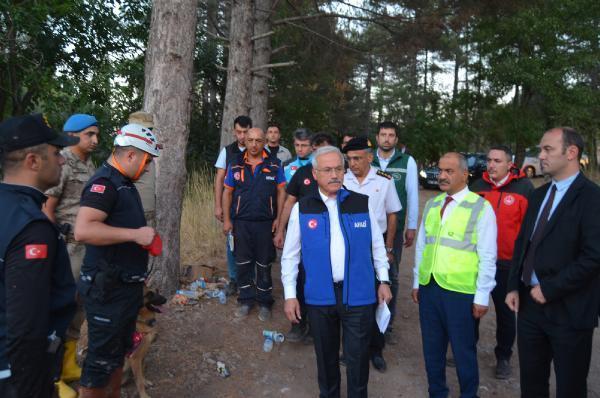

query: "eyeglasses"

left=315, top=166, right=344, bottom=174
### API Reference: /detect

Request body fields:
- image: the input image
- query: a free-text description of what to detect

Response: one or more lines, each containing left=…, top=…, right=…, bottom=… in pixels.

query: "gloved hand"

left=142, top=234, right=163, bottom=256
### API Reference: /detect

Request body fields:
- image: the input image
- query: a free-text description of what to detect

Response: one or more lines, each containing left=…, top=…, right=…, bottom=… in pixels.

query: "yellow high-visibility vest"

left=419, top=191, right=487, bottom=294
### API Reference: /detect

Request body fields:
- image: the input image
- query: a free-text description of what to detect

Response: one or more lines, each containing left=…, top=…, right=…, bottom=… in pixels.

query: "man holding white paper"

left=281, top=146, right=392, bottom=398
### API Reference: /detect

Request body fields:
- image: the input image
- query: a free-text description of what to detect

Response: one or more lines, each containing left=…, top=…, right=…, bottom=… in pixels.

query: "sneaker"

left=495, top=359, right=511, bottom=379
left=258, top=306, right=272, bottom=322
left=286, top=322, right=309, bottom=342
left=234, top=304, right=251, bottom=318
left=371, top=353, right=387, bottom=373
left=225, top=281, right=238, bottom=296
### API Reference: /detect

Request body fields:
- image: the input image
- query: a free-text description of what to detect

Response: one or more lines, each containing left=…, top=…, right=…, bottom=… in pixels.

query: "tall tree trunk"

left=363, top=57, right=373, bottom=131
left=423, top=49, right=428, bottom=96
left=249, top=0, right=273, bottom=131
left=143, top=0, right=198, bottom=294
left=453, top=48, right=460, bottom=100
left=202, top=0, right=218, bottom=129
left=220, top=0, right=254, bottom=147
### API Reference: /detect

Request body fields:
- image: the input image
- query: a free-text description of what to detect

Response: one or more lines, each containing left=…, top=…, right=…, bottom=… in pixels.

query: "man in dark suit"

left=506, top=127, right=600, bottom=398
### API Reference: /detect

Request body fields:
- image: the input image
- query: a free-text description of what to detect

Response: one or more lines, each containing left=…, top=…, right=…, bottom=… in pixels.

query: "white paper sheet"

left=376, top=301, right=391, bottom=334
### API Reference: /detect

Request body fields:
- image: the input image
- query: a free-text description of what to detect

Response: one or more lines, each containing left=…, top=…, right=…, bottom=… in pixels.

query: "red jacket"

left=470, top=168, right=534, bottom=267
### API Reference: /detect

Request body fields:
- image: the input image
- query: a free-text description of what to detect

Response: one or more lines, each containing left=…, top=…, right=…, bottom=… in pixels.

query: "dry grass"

left=180, top=167, right=224, bottom=268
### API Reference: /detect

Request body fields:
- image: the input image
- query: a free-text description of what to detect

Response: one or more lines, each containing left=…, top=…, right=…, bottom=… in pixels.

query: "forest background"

left=3, top=0, right=599, bottom=166
left=2, top=0, right=599, bottom=292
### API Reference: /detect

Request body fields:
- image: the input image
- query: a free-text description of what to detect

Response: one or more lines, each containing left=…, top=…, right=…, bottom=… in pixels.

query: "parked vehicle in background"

left=419, top=152, right=487, bottom=189
left=521, top=146, right=589, bottom=178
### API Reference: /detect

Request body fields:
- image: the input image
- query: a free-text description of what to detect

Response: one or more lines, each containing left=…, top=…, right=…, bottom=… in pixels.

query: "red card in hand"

left=143, top=234, right=163, bottom=256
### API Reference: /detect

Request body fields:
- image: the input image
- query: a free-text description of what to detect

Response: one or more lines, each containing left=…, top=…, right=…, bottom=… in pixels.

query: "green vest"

left=419, top=191, right=487, bottom=294
left=372, top=150, right=409, bottom=232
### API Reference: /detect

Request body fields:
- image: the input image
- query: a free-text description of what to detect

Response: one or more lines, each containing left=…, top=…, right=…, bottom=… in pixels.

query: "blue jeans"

left=419, top=279, right=479, bottom=398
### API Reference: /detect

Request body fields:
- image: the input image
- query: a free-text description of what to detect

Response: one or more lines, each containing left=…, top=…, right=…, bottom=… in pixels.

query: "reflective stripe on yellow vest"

left=419, top=191, right=486, bottom=294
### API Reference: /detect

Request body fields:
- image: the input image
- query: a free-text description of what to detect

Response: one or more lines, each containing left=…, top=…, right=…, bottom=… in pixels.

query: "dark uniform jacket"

left=0, top=183, right=76, bottom=394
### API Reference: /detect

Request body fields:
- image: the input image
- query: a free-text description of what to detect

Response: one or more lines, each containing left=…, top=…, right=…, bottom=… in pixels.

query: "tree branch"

left=251, top=31, right=275, bottom=41
left=251, top=61, right=296, bottom=71
left=272, top=44, right=293, bottom=55
left=205, top=30, right=229, bottom=42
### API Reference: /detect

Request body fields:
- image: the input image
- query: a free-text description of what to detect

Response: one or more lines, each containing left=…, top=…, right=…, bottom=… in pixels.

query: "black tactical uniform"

left=78, top=163, right=148, bottom=388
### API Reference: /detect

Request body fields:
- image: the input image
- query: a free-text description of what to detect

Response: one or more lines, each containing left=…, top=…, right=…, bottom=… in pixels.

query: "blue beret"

left=63, top=114, right=98, bottom=133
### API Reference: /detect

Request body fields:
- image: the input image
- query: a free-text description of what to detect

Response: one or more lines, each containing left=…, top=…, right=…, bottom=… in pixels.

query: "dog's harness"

left=126, top=317, right=157, bottom=357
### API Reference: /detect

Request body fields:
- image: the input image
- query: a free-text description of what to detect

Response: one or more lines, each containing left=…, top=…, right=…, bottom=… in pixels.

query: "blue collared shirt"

left=529, top=172, right=579, bottom=285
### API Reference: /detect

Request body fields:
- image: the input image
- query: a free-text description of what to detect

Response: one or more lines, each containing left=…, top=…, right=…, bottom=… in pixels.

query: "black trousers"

left=490, top=267, right=515, bottom=361
left=234, top=219, right=275, bottom=308
left=307, top=284, right=375, bottom=398
left=81, top=282, right=143, bottom=388
left=518, top=285, right=594, bottom=398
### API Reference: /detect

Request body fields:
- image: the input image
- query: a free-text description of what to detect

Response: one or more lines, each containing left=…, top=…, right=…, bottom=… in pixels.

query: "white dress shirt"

left=376, top=149, right=419, bottom=230
left=413, top=186, right=497, bottom=306
left=344, top=166, right=402, bottom=233
left=281, top=188, right=390, bottom=300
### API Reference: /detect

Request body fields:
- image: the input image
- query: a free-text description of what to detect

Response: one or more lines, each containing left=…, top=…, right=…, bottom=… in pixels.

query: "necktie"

left=440, top=196, right=453, bottom=218
left=522, top=185, right=557, bottom=285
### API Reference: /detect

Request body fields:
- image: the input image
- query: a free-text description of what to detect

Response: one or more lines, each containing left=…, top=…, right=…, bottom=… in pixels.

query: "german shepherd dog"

left=78, top=287, right=167, bottom=398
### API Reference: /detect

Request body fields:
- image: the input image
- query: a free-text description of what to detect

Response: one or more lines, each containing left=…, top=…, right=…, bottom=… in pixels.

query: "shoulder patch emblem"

left=303, top=178, right=311, bottom=185
left=503, top=195, right=515, bottom=206
left=25, top=244, right=48, bottom=260
left=90, top=184, right=106, bottom=193
left=376, top=170, right=392, bottom=180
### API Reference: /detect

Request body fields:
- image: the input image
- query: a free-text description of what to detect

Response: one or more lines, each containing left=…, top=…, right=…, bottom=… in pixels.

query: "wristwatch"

left=380, top=280, right=392, bottom=286
left=385, top=247, right=393, bottom=253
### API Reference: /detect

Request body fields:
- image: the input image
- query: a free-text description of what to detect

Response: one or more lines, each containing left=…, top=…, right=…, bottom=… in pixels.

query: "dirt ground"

left=126, top=186, right=600, bottom=398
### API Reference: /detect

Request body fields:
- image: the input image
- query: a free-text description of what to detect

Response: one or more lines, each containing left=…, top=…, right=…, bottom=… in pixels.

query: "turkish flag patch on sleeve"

left=90, top=184, right=106, bottom=193
left=25, top=244, right=48, bottom=259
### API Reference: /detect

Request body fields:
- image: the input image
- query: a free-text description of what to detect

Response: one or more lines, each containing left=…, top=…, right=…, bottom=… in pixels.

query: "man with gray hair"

left=412, top=152, right=497, bottom=397
left=281, top=145, right=392, bottom=398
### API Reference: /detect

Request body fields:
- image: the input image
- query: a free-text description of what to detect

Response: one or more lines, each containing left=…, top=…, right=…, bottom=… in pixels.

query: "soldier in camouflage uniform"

left=43, top=113, right=99, bottom=397
left=128, top=111, right=156, bottom=227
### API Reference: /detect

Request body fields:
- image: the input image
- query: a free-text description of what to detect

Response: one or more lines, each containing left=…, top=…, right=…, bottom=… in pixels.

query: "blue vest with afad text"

left=299, top=189, right=376, bottom=306
left=230, top=152, right=282, bottom=221
left=0, top=184, right=76, bottom=372
left=80, top=163, right=149, bottom=282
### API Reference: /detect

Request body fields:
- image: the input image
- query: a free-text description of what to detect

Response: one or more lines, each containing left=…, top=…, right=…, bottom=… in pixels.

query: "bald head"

left=245, top=127, right=266, bottom=157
